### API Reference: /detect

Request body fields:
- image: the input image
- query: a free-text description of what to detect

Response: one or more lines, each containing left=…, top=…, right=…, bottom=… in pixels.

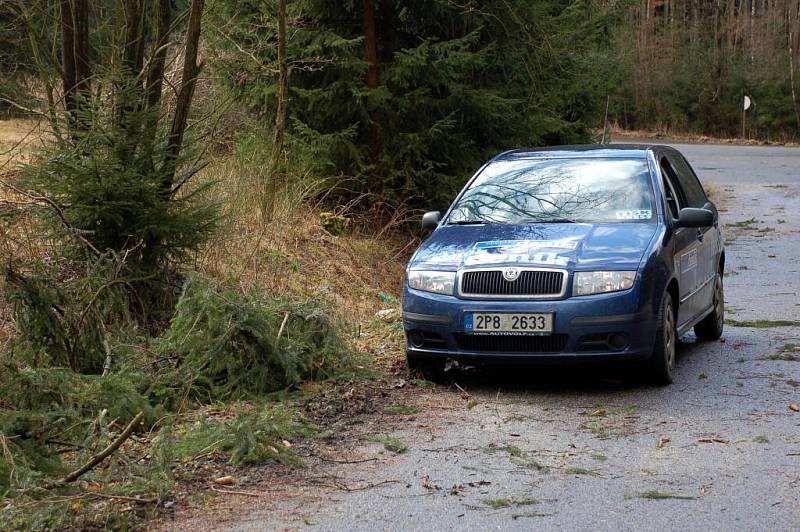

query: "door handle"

left=697, top=230, right=704, bottom=242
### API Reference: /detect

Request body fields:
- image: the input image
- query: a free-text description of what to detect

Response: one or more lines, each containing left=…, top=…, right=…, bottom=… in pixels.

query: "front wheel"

left=694, top=272, right=724, bottom=341
left=646, top=292, right=677, bottom=385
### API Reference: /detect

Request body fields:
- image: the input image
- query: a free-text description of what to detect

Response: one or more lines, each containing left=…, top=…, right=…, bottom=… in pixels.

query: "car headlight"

left=407, top=270, right=455, bottom=295
left=573, top=271, right=636, bottom=296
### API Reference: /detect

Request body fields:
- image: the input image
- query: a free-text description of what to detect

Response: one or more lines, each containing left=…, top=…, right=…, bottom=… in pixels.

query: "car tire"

left=646, top=291, right=677, bottom=385
left=694, top=272, right=724, bottom=341
left=406, top=354, right=446, bottom=382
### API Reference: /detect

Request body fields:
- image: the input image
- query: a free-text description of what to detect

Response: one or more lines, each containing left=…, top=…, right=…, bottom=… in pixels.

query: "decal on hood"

left=463, top=239, right=579, bottom=267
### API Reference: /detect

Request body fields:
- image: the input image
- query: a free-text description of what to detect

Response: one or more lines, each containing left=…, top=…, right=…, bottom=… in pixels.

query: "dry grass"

left=0, top=119, right=48, bottom=349
left=607, top=124, right=800, bottom=147
left=0, top=119, right=414, bottom=366
left=0, top=119, right=44, bottom=169
left=194, top=154, right=413, bottom=329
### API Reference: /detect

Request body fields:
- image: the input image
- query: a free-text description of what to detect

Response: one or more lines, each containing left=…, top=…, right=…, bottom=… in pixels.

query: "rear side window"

left=668, top=154, right=708, bottom=208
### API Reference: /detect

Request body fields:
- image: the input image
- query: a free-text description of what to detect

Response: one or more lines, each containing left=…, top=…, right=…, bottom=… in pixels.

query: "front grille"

left=455, top=333, right=568, bottom=353
left=461, top=270, right=564, bottom=297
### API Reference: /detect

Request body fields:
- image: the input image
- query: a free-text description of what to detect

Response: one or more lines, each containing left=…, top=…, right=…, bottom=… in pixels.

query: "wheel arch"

left=666, top=278, right=679, bottom=320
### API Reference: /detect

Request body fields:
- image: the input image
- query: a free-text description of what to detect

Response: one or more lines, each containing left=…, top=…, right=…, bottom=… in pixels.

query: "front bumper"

left=403, top=286, right=657, bottom=364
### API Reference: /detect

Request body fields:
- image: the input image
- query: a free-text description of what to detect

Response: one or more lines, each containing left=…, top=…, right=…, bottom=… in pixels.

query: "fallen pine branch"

left=43, top=412, right=144, bottom=490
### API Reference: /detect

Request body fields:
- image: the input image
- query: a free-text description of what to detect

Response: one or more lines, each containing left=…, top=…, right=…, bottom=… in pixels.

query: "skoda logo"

left=503, top=267, right=520, bottom=282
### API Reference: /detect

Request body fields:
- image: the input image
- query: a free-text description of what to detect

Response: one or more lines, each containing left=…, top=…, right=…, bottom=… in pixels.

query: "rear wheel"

left=646, top=292, right=677, bottom=385
left=694, top=272, right=724, bottom=341
left=406, top=354, right=446, bottom=382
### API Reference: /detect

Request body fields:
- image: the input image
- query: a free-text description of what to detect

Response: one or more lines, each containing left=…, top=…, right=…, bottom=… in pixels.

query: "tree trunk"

left=163, top=0, right=205, bottom=190
left=60, top=0, right=90, bottom=131
left=362, top=0, right=381, bottom=162
left=142, top=0, right=173, bottom=167
left=262, top=0, right=289, bottom=221
left=116, top=0, right=146, bottom=162
left=381, top=1, right=395, bottom=64
left=146, top=0, right=172, bottom=113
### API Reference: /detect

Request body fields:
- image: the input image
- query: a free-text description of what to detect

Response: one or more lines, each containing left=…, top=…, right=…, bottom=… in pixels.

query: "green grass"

left=483, top=497, right=538, bottom=509
left=383, top=405, right=421, bottom=415
left=761, top=353, right=800, bottom=362
left=370, top=434, right=408, bottom=454
left=753, top=434, right=769, bottom=444
left=503, top=414, right=532, bottom=423
left=590, top=453, right=608, bottom=462
left=730, top=217, right=758, bottom=228
left=486, top=444, right=548, bottom=471
left=563, top=466, right=600, bottom=476
left=760, top=345, right=800, bottom=361
left=579, top=422, right=610, bottom=439
left=628, top=490, right=696, bottom=500
left=725, top=319, right=800, bottom=328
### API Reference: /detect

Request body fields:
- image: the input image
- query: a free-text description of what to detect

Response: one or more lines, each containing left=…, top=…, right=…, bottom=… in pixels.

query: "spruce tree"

left=208, top=0, right=624, bottom=209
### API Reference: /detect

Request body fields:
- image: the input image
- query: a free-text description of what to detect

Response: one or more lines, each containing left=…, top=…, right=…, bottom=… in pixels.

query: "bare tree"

left=59, top=0, right=90, bottom=131
left=164, top=0, right=206, bottom=189
left=263, top=0, right=289, bottom=220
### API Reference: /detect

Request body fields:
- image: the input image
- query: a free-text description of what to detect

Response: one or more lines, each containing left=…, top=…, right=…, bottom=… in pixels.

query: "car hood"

left=409, top=223, right=657, bottom=270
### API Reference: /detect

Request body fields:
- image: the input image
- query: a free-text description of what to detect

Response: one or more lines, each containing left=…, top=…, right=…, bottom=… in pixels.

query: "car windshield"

left=447, top=157, right=655, bottom=224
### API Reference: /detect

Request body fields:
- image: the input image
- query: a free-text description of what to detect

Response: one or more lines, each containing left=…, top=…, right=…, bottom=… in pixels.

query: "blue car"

left=403, top=145, right=724, bottom=384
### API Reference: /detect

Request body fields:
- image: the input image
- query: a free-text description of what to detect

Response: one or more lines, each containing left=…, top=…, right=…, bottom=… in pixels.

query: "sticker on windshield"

left=615, top=209, right=652, bottom=220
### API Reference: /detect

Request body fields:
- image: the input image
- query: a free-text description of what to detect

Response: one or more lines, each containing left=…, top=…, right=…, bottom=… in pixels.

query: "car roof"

left=495, top=144, right=672, bottom=160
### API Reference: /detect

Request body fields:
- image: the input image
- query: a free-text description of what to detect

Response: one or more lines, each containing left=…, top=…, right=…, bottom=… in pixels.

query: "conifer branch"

left=43, top=412, right=144, bottom=490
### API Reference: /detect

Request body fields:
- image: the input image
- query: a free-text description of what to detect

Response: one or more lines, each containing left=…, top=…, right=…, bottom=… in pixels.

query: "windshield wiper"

left=523, top=218, right=576, bottom=224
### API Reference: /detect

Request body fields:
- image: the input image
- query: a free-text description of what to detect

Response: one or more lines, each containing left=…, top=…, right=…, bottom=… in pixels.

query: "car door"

left=659, top=157, right=700, bottom=326
left=668, top=152, right=718, bottom=315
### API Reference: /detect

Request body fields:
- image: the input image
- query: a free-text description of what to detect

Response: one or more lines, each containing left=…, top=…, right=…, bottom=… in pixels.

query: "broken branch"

left=44, top=412, right=144, bottom=490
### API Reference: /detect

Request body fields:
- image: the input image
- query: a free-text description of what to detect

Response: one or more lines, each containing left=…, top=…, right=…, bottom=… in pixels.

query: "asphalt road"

left=233, top=142, right=800, bottom=531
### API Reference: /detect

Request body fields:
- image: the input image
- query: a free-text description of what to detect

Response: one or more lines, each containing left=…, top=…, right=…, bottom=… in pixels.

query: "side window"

left=668, top=154, right=708, bottom=208
left=659, top=158, right=683, bottom=219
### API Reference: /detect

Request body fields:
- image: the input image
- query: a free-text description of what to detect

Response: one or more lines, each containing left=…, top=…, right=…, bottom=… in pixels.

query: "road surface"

left=232, top=142, right=800, bottom=531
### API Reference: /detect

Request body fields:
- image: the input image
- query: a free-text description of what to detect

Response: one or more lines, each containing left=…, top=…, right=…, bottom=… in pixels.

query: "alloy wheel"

left=664, top=301, right=676, bottom=369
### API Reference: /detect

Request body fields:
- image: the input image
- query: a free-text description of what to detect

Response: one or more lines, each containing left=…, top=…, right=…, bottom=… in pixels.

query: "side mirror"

left=675, top=207, right=713, bottom=228
left=421, top=211, right=441, bottom=230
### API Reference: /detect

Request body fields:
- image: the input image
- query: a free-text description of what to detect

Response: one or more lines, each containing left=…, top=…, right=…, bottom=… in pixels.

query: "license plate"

left=465, top=312, right=553, bottom=335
